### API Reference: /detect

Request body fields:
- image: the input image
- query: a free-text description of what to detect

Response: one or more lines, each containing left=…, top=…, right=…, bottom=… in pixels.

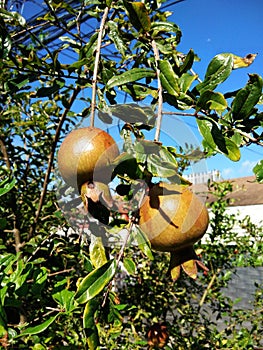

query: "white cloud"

left=222, top=167, right=234, bottom=179
left=239, top=160, right=257, bottom=174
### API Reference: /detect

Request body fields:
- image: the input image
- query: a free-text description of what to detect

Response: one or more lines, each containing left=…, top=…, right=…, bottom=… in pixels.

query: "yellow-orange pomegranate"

left=139, top=182, right=209, bottom=280
left=58, top=127, right=119, bottom=189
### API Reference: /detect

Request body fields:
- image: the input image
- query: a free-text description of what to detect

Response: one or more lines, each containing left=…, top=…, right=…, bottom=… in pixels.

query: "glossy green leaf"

left=196, top=53, right=233, bottom=94
left=197, top=91, right=228, bottom=113
left=231, top=74, right=263, bottom=120
left=253, top=160, right=263, bottom=183
left=109, top=103, right=150, bottom=124
left=89, top=236, right=108, bottom=269
left=107, top=68, right=155, bottom=90
left=18, top=314, right=60, bottom=337
left=83, top=299, right=100, bottom=350
left=0, top=8, right=26, bottom=26
left=150, top=21, right=181, bottom=42
left=124, top=1, right=151, bottom=32
left=159, top=60, right=179, bottom=96
left=179, top=49, right=195, bottom=74
left=122, top=83, right=158, bottom=100
left=107, top=21, right=126, bottom=57
left=52, top=289, right=76, bottom=313
left=0, top=176, right=16, bottom=196
left=132, top=226, right=154, bottom=261
left=123, top=257, right=137, bottom=275
left=179, top=73, right=197, bottom=93
left=75, top=260, right=117, bottom=304
left=147, top=153, right=178, bottom=177
left=197, top=119, right=240, bottom=161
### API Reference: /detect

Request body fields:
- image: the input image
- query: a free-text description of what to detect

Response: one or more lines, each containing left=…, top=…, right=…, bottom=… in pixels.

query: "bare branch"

left=90, top=6, right=109, bottom=127
left=27, top=85, right=81, bottom=240
left=152, top=39, right=163, bottom=142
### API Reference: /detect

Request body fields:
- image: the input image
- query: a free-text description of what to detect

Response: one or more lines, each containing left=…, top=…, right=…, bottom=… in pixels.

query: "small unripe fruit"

left=58, top=127, right=119, bottom=189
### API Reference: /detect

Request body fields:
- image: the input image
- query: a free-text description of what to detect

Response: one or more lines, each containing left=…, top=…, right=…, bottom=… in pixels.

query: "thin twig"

left=152, top=39, right=163, bottom=142
left=199, top=268, right=221, bottom=307
left=101, top=224, right=133, bottom=308
left=27, top=85, right=81, bottom=240
left=90, top=6, right=109, bottom=127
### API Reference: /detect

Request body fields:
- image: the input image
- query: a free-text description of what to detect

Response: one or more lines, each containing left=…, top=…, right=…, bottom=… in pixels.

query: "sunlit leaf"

left=179, top=73, right=197, bottom=93
left=83, top=299, right=100, bottom=350
left=124, top=1, right=151, bottom=32
left=159, top=60, right=180, bottom=96
left=109, top=103, right=150, bottom=124
left=150, top=21, right=181, bottom=42
left=18, top=314, right=60, bottom=337
left=52, top=289, right=76, bottom=313
left=89, top=236, right=108, bottom=269
left=123, top=257, right=137, bottom=275
left=231, top=74, right=263, bottom=120
left=197, top=91, right=228, bottom=113
left=196, top=53, right=233, bottom=94
left=75, top=260, right=117, bottom=304
left=253, top=160, right=263, bottom=183
left=197, top=119, right=240, bottom=161
left=107, top=21, right=126, bottom=57
left=179, top=49, right=195, bottom=74
left=107, top=68, right=155, bottom=90
left=0, top=177, right=16, bottom=196
left=132, top=226, right=154, bottom=261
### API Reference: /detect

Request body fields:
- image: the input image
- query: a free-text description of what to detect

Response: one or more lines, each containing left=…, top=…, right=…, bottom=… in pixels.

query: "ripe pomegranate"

left=58, top=127, right=119, bottom=190
left=139, top=182, right=209, bottom=280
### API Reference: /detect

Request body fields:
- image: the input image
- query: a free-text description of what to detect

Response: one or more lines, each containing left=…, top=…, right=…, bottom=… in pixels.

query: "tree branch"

left=90, top=6, right=109, bottom=127
left=27, top=85, right=81, bottom=240
left=152, top=39, right=163, bottom=142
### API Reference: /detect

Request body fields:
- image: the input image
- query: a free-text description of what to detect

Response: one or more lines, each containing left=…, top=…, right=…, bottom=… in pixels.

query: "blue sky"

left=168, top=0, right=263, bottom=179
left=20, top=0, right=263, bottom=180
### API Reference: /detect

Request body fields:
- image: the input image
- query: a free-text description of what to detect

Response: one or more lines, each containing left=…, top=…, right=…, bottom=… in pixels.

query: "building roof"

left=192, top=176, right=263, bottom=207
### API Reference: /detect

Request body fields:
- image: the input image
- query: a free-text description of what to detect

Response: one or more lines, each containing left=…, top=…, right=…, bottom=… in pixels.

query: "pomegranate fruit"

left=58, top=127, right=119, bottom=189
left=139, top=182, right=209, bottom=280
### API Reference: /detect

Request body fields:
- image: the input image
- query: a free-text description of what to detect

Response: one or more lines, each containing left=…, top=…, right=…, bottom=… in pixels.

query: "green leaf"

left=31, top=267, right=48, bottom=296
left=52, top=289, right=76, bottom=313
left=197, top=119, right=241, bottom=161
left=123, top=257, right=137, bottom=275
left=109, top=103, right=150, bottom=124
left=107, top=68, right=155, bottom=90
left=0, top=8, right=26, bottom=26
left=107, top=21, right=126, bottom=57
left=89, top=236, right=108, bottom=269
left=147, top=153, right=178, bottom=178
left=36, top=79, right=65, bottom=97
left=75, top=260, right=117, bottom=304
left=159, top=60, right=179, bottom=96
left=122, top=83, right=158, bottom=101
left=179, top=73, right=197, bottom=93
left=231, top=74, right=263, bottom=120
left=197, top=91, right=228, bottom=113
left=196, top=53, right=233, bottom=94
left=150, top=21, right=181, bottom=42
left=18, top=314, right=60, bottom=337
left=253, top=160, right=263, bottom=183
left=83, top=299, right=100, bottom=350
left=0, top=176, right=16, bottom=196
left=132, top=226, right=154, bottom=261
left=124, top=1, right=151, bottom=32
left=179, top=49, right=195, bottom=74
